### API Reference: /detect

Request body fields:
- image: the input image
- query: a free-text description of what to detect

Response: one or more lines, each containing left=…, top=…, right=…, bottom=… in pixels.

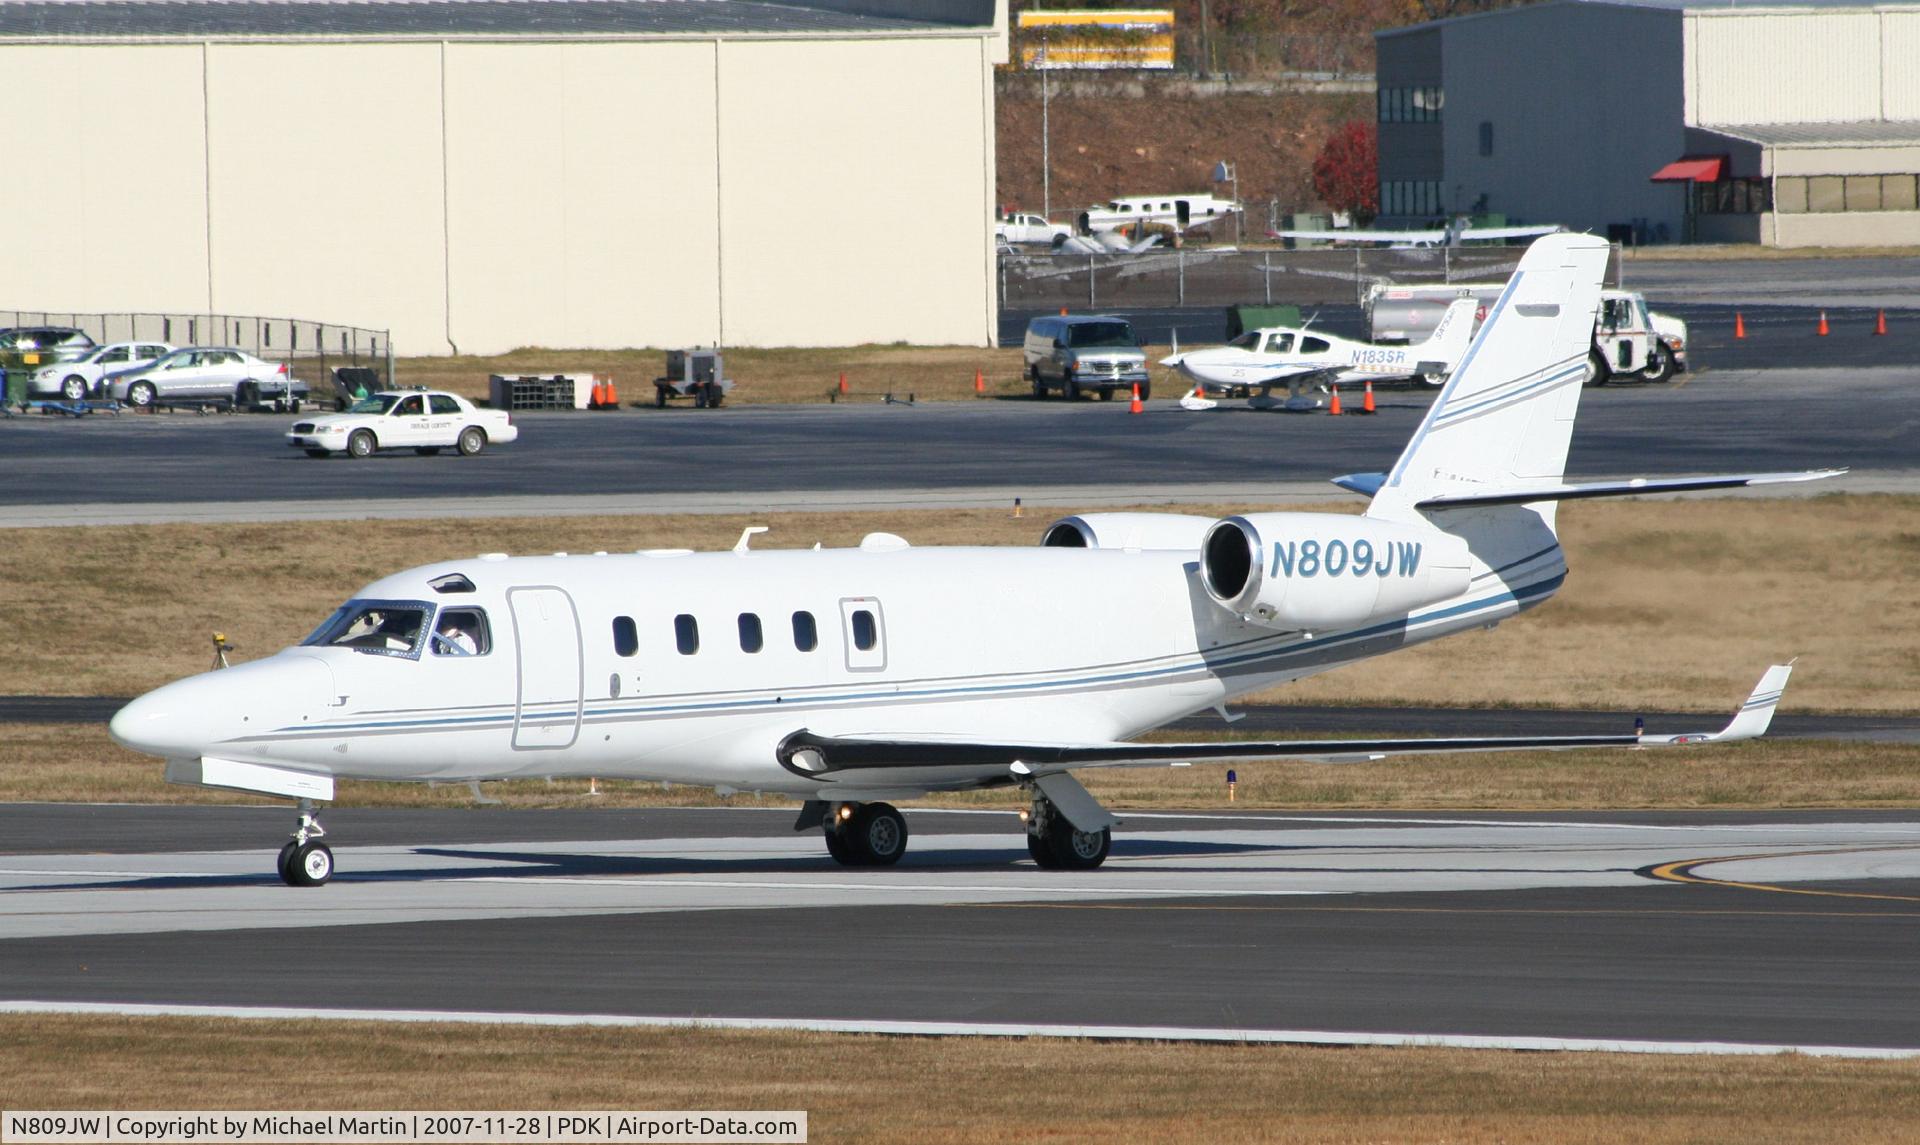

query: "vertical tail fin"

left=1412, top=297, right=1477, bottom=371
left=1367, top=233, right=1610, bottom=526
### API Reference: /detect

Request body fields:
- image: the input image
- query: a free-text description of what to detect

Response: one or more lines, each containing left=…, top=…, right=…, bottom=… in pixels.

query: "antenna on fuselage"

left=734, top=526, right=769, bottom=552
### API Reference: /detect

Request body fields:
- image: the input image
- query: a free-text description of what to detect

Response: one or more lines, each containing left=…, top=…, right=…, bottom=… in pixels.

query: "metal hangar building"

left=0, top=0, right=1007, bottom=353
left=1375, top=0, right=1920, bottom=246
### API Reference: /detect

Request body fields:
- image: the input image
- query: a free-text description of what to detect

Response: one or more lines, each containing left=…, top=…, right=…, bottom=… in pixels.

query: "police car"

left=287, top=389, right=518, bottom=459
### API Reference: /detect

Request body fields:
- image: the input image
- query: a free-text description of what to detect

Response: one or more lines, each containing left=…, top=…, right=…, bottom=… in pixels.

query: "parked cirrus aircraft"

left=110, top=234, right=1834, bottom=887
left=1162, top=297, right=1478, bottom=401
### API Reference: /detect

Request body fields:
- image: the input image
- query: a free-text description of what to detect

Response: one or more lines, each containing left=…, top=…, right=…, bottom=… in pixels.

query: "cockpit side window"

left=431, top=607, right=491, bottom=656
left=302, top=599, right=434, bottom=659
left=1228, top=331, right=1261, bottom=350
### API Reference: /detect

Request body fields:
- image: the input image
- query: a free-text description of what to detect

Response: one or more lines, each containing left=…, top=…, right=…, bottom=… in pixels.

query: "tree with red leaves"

left=1311, top=120, right=1378, bottom=224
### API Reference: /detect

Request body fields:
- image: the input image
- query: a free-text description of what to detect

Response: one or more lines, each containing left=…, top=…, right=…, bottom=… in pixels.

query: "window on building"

left=613, top=616, right=638, bottom=657
left=1885, top=175, right=1919, bottom=211
left=1479, top=121, right=1493, bottom=157
left=674, top=614, right=699, bottom=655
left=1377, top=86, right=1443, bottom=124
left=1695, top=177, right=1773, bottom=215
left=1808, top=176, right=1846, bottom=213
left=1845, top=175, right=1882, bottom=211
left=792, top=611, right=818, bottom=652
left=738, top=612, right=763, bottom=653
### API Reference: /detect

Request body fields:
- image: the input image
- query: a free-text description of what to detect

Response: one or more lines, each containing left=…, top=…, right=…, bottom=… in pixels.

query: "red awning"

left=1650, top=156, right=1726, bottom=183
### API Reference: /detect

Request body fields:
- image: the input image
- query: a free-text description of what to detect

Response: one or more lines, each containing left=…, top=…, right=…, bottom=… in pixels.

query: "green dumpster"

left=4, top=369, right=26, bottom=408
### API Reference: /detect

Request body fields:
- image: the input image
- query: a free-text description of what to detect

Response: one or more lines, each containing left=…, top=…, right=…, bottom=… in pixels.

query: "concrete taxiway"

left=4, top=805, right=1918, bottom=1052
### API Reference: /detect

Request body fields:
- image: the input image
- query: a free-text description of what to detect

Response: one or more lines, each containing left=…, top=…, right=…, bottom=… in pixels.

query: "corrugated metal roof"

left=1704, top=120, right=1920, bottom=146
left=0, top=0, right=964, bottom=39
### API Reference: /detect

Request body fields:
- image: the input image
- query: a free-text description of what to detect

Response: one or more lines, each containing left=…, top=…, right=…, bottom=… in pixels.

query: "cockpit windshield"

left=1228, top=331, right=1262, bottom=350
left=302, top=599, right=433, bottom=658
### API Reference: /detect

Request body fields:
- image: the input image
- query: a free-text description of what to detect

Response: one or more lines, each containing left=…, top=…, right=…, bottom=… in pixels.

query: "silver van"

left=1021, top=314, right=1151, bottom=401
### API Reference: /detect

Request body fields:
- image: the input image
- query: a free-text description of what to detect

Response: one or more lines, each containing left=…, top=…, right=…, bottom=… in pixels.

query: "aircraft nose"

left=111, top=655, right=334, bottom=760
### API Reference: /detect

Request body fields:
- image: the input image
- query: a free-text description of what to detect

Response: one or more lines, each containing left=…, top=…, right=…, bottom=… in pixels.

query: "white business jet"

left=110, top=234, right=1835, bottom=887
left=1162, top=298, right=1478, bottom=401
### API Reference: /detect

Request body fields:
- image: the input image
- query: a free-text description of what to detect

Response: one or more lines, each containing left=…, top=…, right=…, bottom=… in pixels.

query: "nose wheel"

left=278, top=800, right=333, bottom=887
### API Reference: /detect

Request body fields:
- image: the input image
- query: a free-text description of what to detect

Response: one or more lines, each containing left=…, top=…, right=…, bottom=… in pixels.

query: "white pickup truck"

left=995, top=212, right=1073, bottom=246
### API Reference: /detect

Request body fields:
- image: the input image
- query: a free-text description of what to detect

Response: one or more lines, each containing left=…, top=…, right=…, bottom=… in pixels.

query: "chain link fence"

left=999, top=245, right=1623, bottom=313
left=1, top=309, right=393, bottom=393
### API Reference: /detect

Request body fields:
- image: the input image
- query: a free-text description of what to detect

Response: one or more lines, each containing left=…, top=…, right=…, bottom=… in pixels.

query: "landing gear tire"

left=1027, top=832, right=1061, bottom=870
left=1419, top=370, right=1447, bottom=388
left=277, top=840, right=299, bottom=883
left=1583, top=350, right=1611, bottom=388
left=1045, top=824, right=1110, bottom=870
left=285, top=841, right=333, bottom=887
left=1637, top=343, right=1675, bottom=384
left=825, top=802, right=908, bottom=866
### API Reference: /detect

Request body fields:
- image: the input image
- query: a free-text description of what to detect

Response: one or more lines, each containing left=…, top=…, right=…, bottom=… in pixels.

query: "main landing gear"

left=1025, top=792, right=1111, bottom=870
left=277, top=799, right=334, bottom=887
left=819, top=801, right=910, bottom=866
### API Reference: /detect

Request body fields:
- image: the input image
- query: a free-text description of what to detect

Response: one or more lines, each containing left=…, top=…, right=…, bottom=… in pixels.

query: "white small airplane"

left=1161, top=298, right=1477, bottom=401
left=1273, top=218, right=1564, bottom=248
left=1077, top=193, right=1240, bottom=237
left=110, top=234, right=1837, bottom=886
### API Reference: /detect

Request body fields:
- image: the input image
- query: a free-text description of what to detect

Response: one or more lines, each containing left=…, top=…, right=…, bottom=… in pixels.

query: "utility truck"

left=1365, top=282, right=1688, bottom=385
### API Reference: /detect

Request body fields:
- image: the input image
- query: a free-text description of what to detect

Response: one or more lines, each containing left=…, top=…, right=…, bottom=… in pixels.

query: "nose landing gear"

left=277, top=799, right=334, bottom=887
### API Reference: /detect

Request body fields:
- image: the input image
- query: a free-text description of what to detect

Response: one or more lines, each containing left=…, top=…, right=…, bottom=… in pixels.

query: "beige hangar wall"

left=2, top=31, right=997, bottom=354
left=715, top=37, right=994, bottom=347
left=204, top=42, right=449, bottom=351
left=443, top=41, right=722, bottom=355
left=0, top=44, right=210, bottom=314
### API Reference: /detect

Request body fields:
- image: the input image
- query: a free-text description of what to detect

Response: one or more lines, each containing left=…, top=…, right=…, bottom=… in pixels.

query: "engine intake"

left=1041, top=513, right=1217, bottom=551
left=1201, top=512, right=1472, bottom=630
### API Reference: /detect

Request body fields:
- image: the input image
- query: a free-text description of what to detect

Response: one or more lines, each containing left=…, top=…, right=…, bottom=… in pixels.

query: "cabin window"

left=431, top=607, right=491, bottom=656
left=612, top=615, right=638, bottom=657
left=302, top=599, right=433, bottom=660
left=738, top=613, right=764, bottom=653
left=1266, top=333, right=1294, bottom=353
left=674, top=614, right=700, bottom=655
left=851, top=609, right=877, bottom=651
left=1300, top=336, right=1331, bottom=354
left=793, top=611, right=818, bottom=652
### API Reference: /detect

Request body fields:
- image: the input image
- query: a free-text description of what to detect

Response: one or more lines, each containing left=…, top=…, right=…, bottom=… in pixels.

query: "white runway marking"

left=4, top=1000, right=1915, bottom=1060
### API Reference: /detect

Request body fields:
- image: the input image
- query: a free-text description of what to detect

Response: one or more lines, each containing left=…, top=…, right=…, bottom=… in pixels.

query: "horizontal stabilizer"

left=1414, top=469, right=1846, bottom=510
left=1332, top=472, right=1387, bottom=497
left=774, top=665, right=1793, bottom=776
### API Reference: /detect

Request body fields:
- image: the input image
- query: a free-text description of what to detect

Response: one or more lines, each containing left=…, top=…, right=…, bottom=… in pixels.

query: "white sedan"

left=28, top=341, right=174, bottom=400
left=286, top=390, right=518, bottom=459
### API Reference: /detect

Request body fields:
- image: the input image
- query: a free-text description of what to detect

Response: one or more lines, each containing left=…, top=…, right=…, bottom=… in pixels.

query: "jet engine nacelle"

left=1042, top=513, right=1217, bottom=551
left=1200, top=513, right=1472, bottom=630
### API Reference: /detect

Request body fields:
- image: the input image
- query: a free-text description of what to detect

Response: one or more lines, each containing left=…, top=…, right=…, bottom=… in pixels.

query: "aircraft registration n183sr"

left=111, top=234, right=1838, bottom=887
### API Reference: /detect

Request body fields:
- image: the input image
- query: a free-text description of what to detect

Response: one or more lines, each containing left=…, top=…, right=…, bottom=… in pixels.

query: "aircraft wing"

left=779, top=665, right=1792, bottom=778
left=1458, top=225, right=1565, bottom=241
left=1271, top=228, right=1444, bottom=245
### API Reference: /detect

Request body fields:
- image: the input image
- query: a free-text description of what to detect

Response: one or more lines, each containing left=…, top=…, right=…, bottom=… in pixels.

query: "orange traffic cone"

left=1734, top=312, right=1746, bottom=339
left=1129, top=382, right=1144, bottom=414
left=974, top=368, right=986, bottom=396
left=1328, top=384, right=1343, bottom=415
left=838, top=372, right=849, bottom=395
left=1817, top=311, right=1830, bottom=336
left=1360, top=379, right=1376, bottom=415
left=1059, top=307, right=1069, bottom=316
left=1876, top=309, right=1889, bottom=336
left=605, top=379, right=618, bottom=405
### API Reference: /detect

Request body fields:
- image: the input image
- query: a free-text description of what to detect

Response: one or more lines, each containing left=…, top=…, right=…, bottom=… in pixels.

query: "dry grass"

left=396, top=345, right=1034, bottom=407
left=11, top=722, right=1920, bottom=811
left=1622, top=243, right=1920, bottom=262
left=4, top=1015, right=1918, bottom=1144
left=1, top=495, right=1913, bottom=714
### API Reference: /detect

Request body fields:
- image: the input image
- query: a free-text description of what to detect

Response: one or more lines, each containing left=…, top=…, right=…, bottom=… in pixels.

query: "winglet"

left=1645, top=663, right=1793, bottom=745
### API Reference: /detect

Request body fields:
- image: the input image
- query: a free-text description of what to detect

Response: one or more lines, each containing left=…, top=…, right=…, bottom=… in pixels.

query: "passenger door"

left=386, top=394, right=430, bottom=445
left=508, top=586, right=583, bottom=749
